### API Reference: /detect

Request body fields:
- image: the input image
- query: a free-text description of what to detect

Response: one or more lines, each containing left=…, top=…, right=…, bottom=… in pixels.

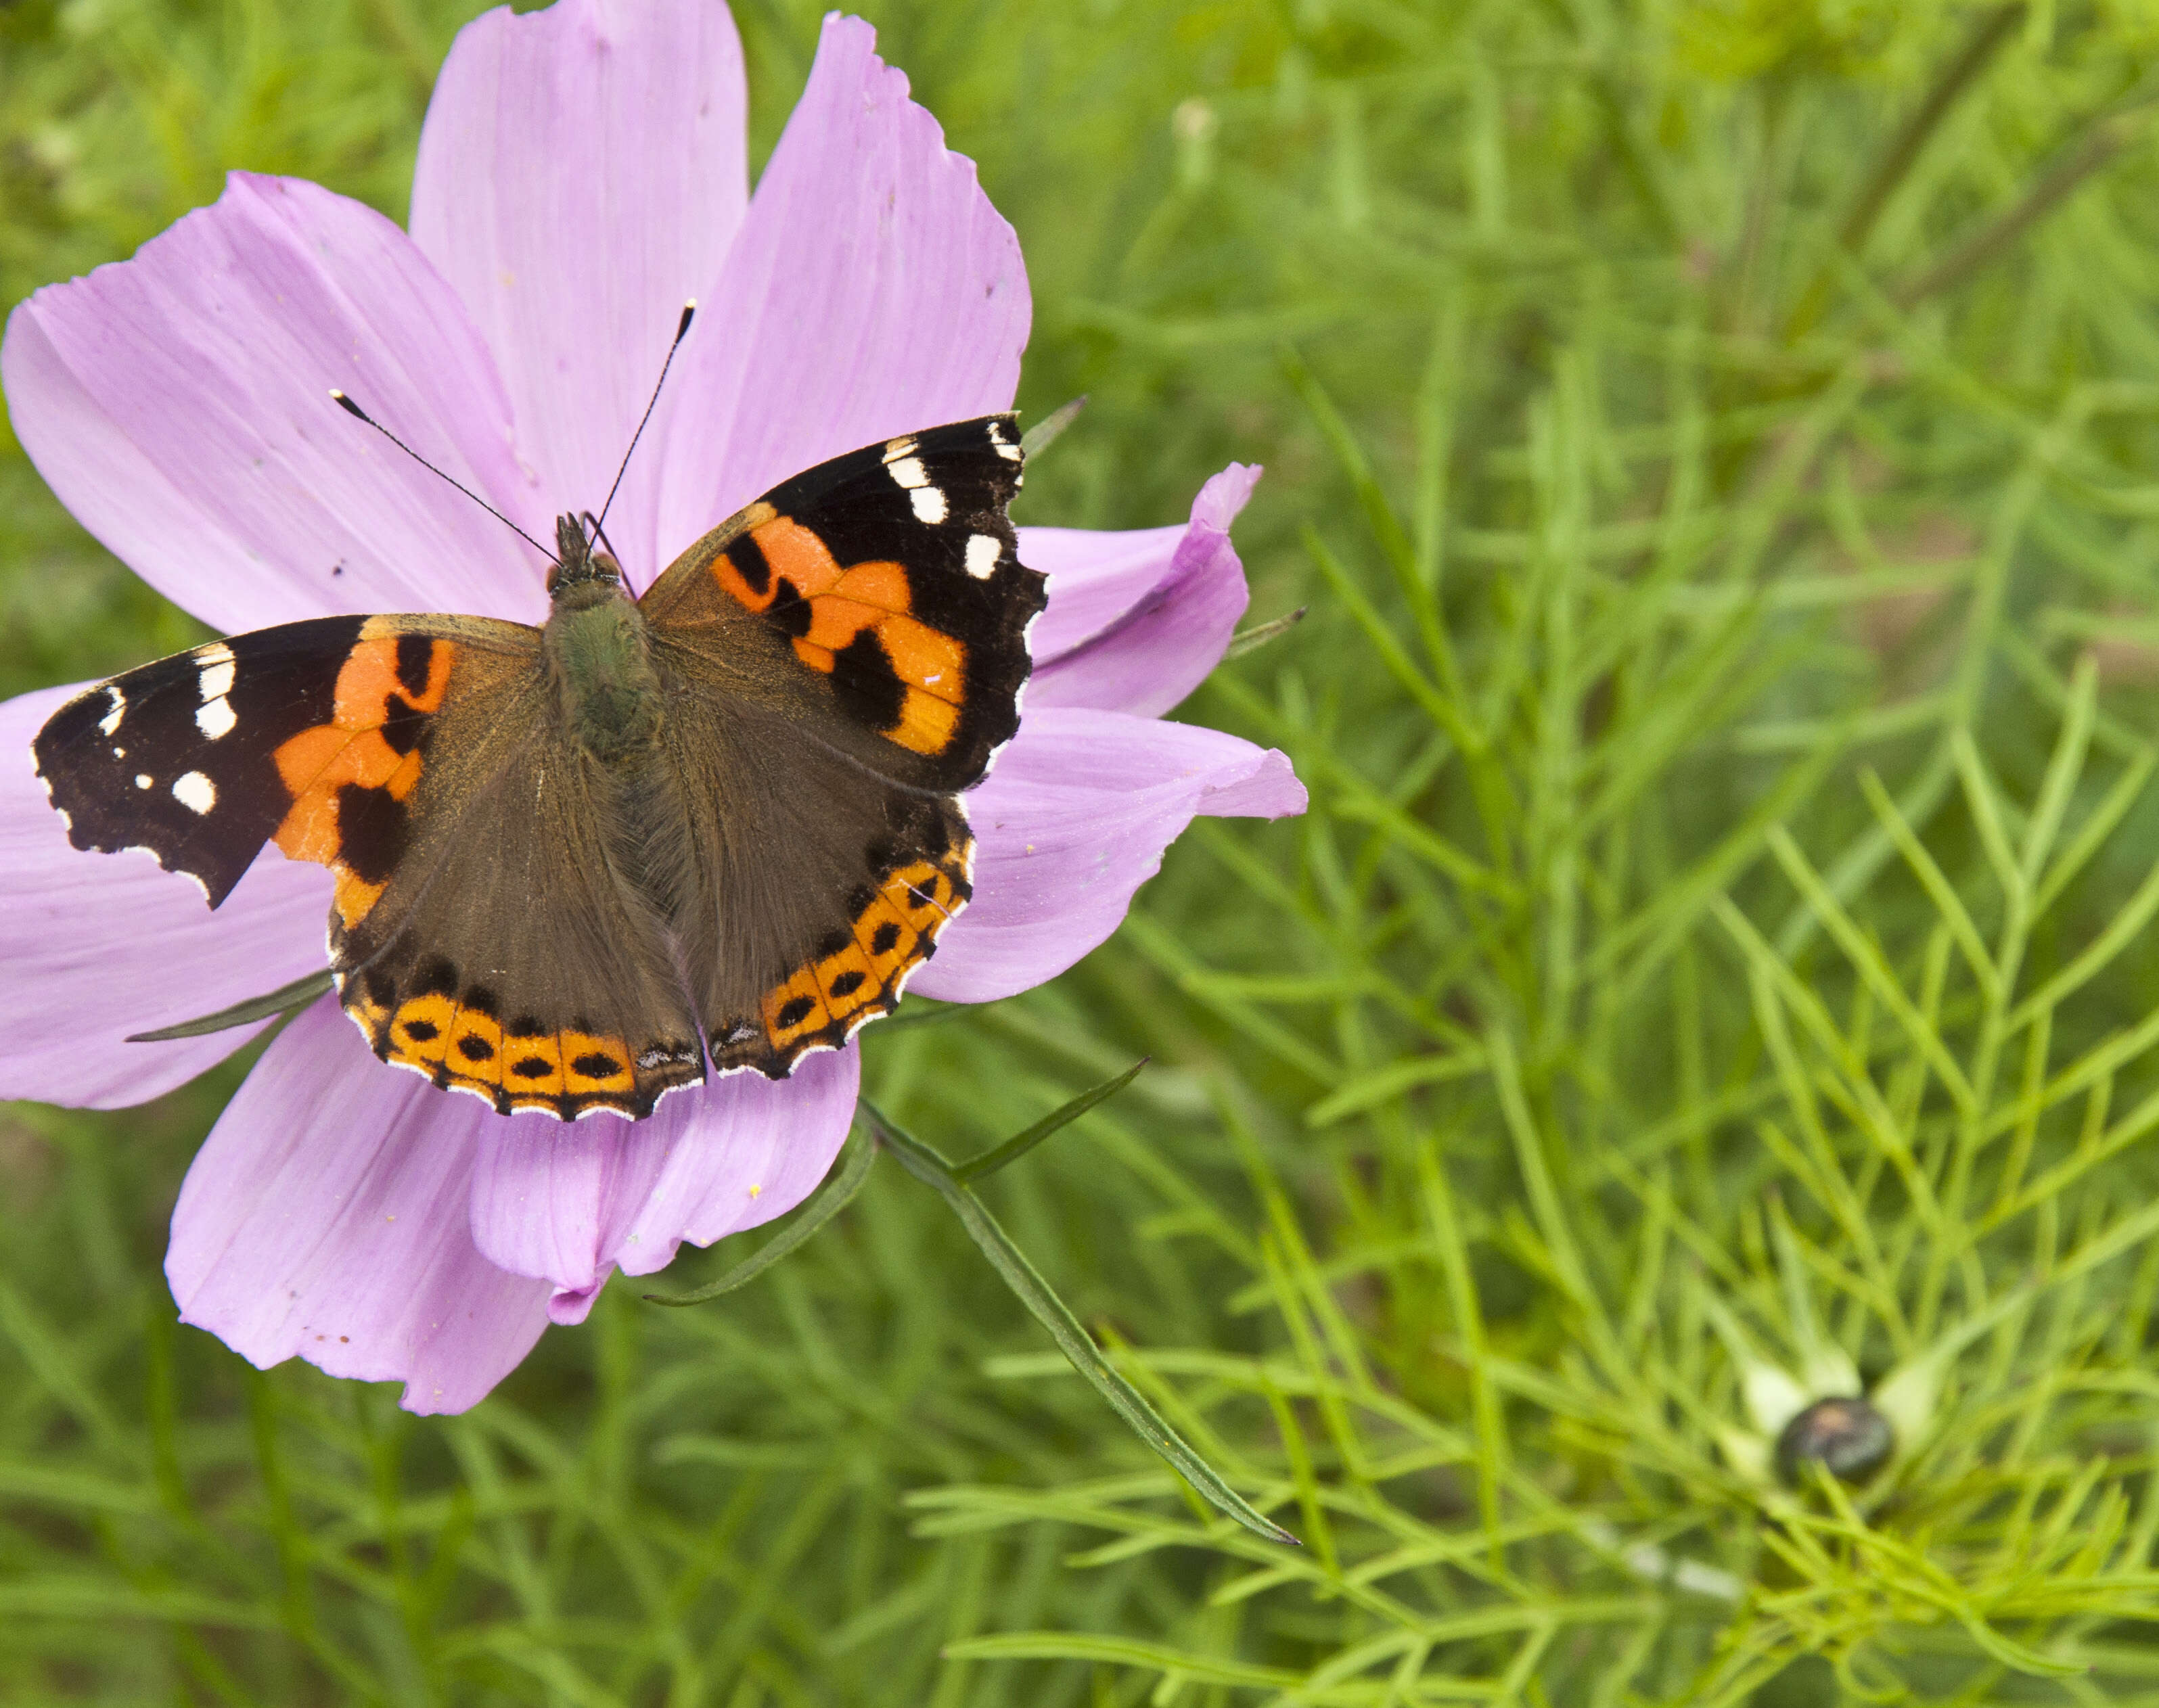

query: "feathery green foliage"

left=9, top=0, right=2159, bottom=1701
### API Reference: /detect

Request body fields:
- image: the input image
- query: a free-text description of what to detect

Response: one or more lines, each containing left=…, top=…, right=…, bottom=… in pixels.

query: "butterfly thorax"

left=543, top=515, right=664, bottom=761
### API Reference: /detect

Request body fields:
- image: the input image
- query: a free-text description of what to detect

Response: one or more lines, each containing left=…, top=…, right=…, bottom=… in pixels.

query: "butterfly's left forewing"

left=34, top=616, right=533, bottom=921
left=34, top=614, right=708, bottom=1119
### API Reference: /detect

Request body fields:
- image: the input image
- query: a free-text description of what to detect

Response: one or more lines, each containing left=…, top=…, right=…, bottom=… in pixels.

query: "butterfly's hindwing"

left=330, top=675, right=708, bottom=1120
left=647, top=689, right=976, bottom=1076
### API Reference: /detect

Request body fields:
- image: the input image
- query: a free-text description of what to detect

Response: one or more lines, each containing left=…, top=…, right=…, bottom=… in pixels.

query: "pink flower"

left=0, top=0, right=1304, bottom=1412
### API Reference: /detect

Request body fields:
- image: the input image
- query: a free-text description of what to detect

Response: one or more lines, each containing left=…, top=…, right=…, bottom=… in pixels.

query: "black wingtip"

left=329, top=388, right=370, bottom=423
left=676, top=300, right=697, bottom=342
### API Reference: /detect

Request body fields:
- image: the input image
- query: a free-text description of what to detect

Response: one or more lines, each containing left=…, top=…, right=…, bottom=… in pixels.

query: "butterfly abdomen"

left=546, top=582, right=665, bottom=762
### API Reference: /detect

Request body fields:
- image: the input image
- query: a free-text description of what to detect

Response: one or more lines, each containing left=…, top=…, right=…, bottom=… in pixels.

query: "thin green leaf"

left=126, top=969, right=335, bottom=1041
left=950, top=1059, right=1147, bottom=1185
left=1299, top=524, right=1479, bottom=752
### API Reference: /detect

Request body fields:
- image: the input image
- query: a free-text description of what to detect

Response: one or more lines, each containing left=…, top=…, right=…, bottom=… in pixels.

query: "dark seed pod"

left=1775, top=1396, right=1895, bottom=1486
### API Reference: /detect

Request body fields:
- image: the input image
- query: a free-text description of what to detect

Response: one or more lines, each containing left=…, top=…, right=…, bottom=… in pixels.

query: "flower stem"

left=860, top=1095, right=1300, bottom=1547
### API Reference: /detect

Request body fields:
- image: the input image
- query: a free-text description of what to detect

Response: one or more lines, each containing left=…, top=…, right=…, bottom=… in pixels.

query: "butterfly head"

left=547, top=513, right=624, bottom=599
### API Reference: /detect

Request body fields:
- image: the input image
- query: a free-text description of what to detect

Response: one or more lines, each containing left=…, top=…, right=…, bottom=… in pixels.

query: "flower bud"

left=1775, top=1396, right=1895, bottom=1486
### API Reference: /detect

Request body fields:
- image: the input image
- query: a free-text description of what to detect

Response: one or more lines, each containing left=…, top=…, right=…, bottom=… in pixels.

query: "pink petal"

left=1020, top=523, right=1186, bottom=660
left=616, top=1048, right=858, bottom=1272
left=166, top=995, right=555, bottom=1415
left=1022, top=464, right=1258, bottom=657
left=915, top=708, right=1306, bottom=1003
left=1, top=172, right=548, bottom=636
left=0, top=685, right=334, bottom=1109
left=648, top=14, right=1028, bottom=579
left=1025, top=463, right=1260, bottom=717
left=467, top=1112, right=673, bottom=1325
left=468, top=1048, right=858, bottom=1320
left=410, top=0, right=749, bottom=580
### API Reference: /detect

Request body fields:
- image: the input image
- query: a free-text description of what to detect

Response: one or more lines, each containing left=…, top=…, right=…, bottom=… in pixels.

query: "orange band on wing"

left=752, top=517, right=843, bottom=599
left=889, top=689, right=961, bottom=756
left=878, top=615, right=965, bottom=702
left=760, top=855, right=971, bottom=1050
left=708, top=514, right=975, bottom=757
left=269, top=636, right=458, bottom=926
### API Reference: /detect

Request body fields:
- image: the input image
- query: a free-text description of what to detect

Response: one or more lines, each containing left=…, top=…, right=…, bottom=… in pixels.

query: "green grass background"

left=8, top=0, right=2159, bottom=1701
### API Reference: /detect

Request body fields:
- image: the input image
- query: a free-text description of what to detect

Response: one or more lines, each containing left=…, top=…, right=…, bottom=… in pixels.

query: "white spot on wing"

left=196, top=697, right=237, bottom=739
left=888, top=456, right=929, bottom=489
left=911, top=486, right=947, bottom=525
left=198, top=642, right=235, bottom=666
left=965, top=533, right=1001, bottom=579
left=172, top=771, right=215, bottom=814
left=988, top=420, right=1022, bottom=461
left=882, top=436, right=919, bottom=461
left=135, top=774, right=152, bottom=789
left=198, top=660, right=236, bottom=700
left=97, top=685, right=125, bottom=737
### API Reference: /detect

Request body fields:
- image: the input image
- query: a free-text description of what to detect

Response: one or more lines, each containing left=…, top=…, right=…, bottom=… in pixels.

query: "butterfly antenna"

left=593, top=299, right=696, bottom=538
left=328, top=390, right=559, bottom=566
left=580, top=509, right=622, bottom=563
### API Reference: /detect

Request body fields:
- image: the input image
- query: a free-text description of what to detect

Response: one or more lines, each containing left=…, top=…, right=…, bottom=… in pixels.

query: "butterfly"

left=33, top=409, right=1047, bottom=1121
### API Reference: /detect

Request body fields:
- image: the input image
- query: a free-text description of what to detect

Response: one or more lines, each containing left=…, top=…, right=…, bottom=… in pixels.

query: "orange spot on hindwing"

left=348, top=957, right=685, bottom=1120
left=388, top=992, right=455, bottom=1067
left=447, top=1004, right=505, bottom=1097
left=727, top=836, right=975, bottom=1074
left=500, top=1028, right=564, bottom=1104
left=562, top=1032, right=634, bottom=1095
left=760, top=966, right=833, bottom=1049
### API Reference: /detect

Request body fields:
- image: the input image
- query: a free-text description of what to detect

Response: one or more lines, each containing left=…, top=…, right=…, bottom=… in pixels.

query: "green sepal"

left=1224, top=607, right=1308, bottom=661
left=1021, top=396, right=1086, bottom=459
left=126, top=970, right=336, bottom=1042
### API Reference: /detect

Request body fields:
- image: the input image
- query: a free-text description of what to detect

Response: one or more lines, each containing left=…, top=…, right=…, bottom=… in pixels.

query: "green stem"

left=860, top=1100, right=1298, bottom=1547
left=1783, top=3, right=2026, bottom=339
left=1842, top=3, right=2026, bottom=255
left=1894, top=106, right=2153, bottom=310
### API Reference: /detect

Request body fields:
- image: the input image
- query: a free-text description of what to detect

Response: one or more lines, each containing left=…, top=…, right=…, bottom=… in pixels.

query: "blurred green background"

left=11, top=0, right=2159, bottom=1701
